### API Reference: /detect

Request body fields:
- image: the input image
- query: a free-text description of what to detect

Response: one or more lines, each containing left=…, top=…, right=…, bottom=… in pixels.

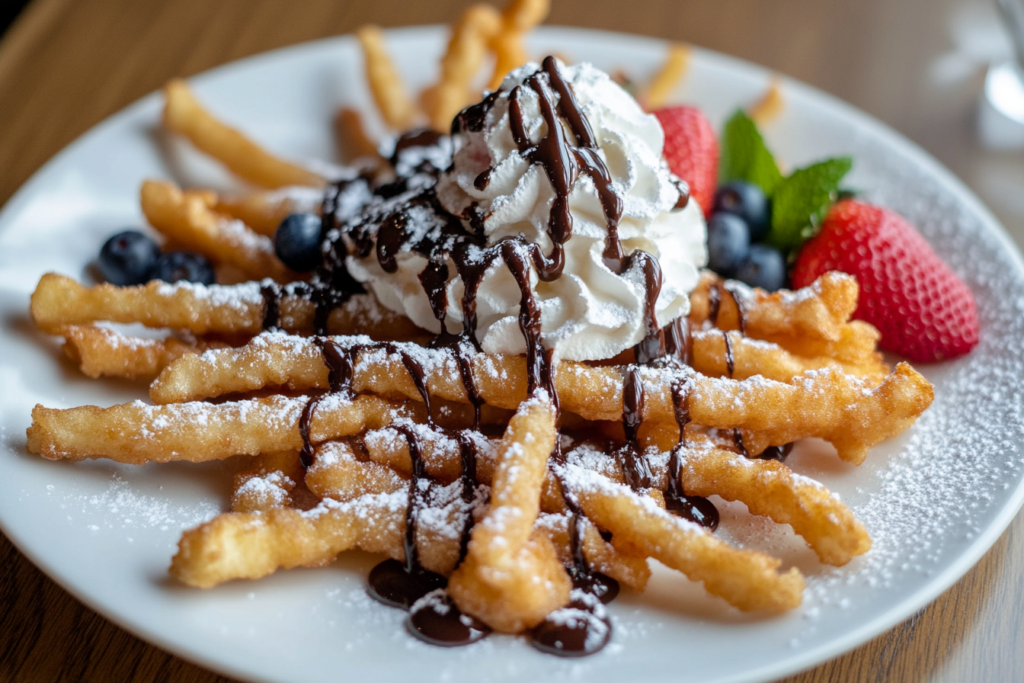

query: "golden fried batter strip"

left=677, top=443, right=870, bottom=566
left=150, top=330, right=869, bottom=402
left=172, top=492, right=408, bottom=588
left=31, top=275, right=426, bottom=341
left=560, top=463, right=804, bottom=613
left=163, top=79, right=323, bottom=189
left=173, top=489, right=646, bottom=597
left=32, top=274, right=267, bottom=335
left=357, top=26, right=417, bottom=130
left=685, top=364, right=930, bottom=464
left=364, top=426, right=495, bottom=482
left=151, top=334, right=931, bottom=463
left=534, top=513, right=651, bottom=590
left=141, top=181, right=295, bottom=283
left=333, top=108, right=383, bottom=165
left=487, top=0, right=550, bottom=90
left=759, top=321, right=882, bottom=366
left=214, top=187, right=323, bottom=238
left=750, top=78, right=785, bottom=124
left=690, top=271, right=858, bottom=342
left=448, top=395, right=572, bottom=633
left=26, top=394, right=408, bottom=464
left=231, top=450, right=304, bottom=513
left=306, top=440, right=406, bottom=501
left=62, top=325, right=228, bottom=381
left=428, top=4, right=502, bottom=132
left=642, top=43, right=690, bottom=110
left=691, top=330, right=887, bottom=383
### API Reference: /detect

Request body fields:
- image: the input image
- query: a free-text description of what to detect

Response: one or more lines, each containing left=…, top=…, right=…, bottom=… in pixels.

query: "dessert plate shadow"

left=1, top=25, right=1023, bottom=683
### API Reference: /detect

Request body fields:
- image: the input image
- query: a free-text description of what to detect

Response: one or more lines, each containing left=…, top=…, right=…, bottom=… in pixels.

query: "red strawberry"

left=791, top=199, right=979, bottom=362
left=653, top=106, right=718, bottom=216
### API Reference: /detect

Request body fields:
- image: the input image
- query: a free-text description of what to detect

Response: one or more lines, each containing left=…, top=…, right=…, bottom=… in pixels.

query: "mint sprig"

left=766, top=157, right=852, bottom=252
left=719, top=110, right=783, bottom=196
left=719, top=109, right=852, bottom=255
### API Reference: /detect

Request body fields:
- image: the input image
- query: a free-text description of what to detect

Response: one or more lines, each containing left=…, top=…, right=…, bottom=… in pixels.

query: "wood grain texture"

left=0, top=0, right=1022, bottom=681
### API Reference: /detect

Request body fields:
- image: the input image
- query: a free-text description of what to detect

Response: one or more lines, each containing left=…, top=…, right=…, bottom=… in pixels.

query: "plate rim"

left=1, top=23, right=1022, bottom=683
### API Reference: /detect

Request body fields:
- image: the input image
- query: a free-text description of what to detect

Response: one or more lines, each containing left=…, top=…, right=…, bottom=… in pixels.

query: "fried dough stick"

left=357, top=26, right=417, bottom=130
left=174, top=483, right=646, bottom=595
left=691, top=330, right=887, bottom=383
left=487, top=0, right=550, bottom=90
left=163, top=79, right=323, bottom=190
left=30, top=272, right=848, bottom=346
left=173, top=491, right=410, bottom=588
left=362, top=427, right=869, bottom=566
left=26, top=394, right=411, bottom=464
left=534, top=512, right=651, bottom=589
left=333, top=108, right=383, bottom=165
left=31, top=275, right=426, bottom=341
left=150, top=333, right=932, bottom=464
left=141, top=180, right=295, bottom=284
left=62, top=325, right=229, bottom=381
left=231, top=450, right=304, bottom=513
left=691, top=271, right=858, bottom=342
left=559, top=463, right=805, bottom=613
left=305, top=440, right=406, bottom=502
left=213, top=186, right=323, bottom=238
left=641, top=43, right=690, bottom=110
left=676, top=444, right=870, bottom=565
left=427, top=4, right=501, bottom=132
left=448, top=395, right=572, bottom=633
left=363, top=426, right=495, bottom=483
left=760, top=322, right=882, bottom=367
left=150, top=327, right=884, bottom=404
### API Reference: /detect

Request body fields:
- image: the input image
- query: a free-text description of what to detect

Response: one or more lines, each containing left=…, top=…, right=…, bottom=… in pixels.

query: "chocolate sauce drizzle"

left=708, top=282, right=792, bottom=462
left=297, top=336, right=488, bottom=646
left=282, top=57, right=708, bottom=655
left=666, top=378, right=720, bottom=529
left=618, top=367, right=652, bottom=490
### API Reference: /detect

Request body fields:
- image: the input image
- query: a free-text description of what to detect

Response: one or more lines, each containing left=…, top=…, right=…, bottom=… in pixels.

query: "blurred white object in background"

left=980, top=0, right=1024, bottom=148
left=980, top=61, right=1024, bottom=147
left=931, top=2, right=1011, bottom=86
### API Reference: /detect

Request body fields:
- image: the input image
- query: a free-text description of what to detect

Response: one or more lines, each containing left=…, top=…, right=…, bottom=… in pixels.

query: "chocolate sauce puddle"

left=533, top=439, right=619, bottom=657
left=407, top=592, right=490, bottom=646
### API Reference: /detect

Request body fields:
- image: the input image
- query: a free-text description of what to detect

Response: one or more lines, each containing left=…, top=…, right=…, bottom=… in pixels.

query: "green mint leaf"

left=766, top=156, right=853, bottom=252
left=719, top=110, right=783, bottom=195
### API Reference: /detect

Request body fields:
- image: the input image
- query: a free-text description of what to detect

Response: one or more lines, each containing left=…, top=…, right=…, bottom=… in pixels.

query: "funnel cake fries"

left=25, top=8, right=937, bottom=657
left=140, top=332, right=926, bottom=463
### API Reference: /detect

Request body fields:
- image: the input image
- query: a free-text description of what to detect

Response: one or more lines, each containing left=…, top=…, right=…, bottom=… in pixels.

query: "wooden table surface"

left=1, top=0, right=1022, bottom=681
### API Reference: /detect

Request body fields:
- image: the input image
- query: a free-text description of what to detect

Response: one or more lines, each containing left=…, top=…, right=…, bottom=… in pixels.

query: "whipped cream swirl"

left=347, top=60, right=706, bottom=361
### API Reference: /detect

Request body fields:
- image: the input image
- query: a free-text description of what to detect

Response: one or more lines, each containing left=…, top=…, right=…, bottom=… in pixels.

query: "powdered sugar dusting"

left=43, top=472, right=220, bottom=533
left=154, top=279, right=264, bottom=310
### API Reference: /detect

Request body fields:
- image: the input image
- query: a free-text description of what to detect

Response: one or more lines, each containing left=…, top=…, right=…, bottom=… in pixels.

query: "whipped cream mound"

left=348, top=59, right=707, bottom=362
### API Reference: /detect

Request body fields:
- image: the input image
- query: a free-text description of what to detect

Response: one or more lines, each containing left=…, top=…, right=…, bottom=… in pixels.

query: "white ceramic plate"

left=1, top=26, right=1023, bottom=683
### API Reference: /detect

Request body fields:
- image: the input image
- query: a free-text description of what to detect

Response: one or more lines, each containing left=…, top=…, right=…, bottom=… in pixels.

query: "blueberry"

left=275, top=213, right=323, bottom=272
left=706, top=212, right=750, bottom=276
left=98, top=230, right=161, bottom=286
left=713, top=181, right=769, bottom=242
left=733, top=244, right=787, bottom=291
left=149, top=251, right=216, bottom=285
